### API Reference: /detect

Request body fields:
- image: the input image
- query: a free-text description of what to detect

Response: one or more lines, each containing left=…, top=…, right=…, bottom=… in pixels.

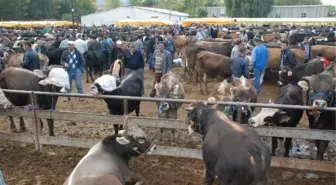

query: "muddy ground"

left=0, top=67, right=335, bottom=185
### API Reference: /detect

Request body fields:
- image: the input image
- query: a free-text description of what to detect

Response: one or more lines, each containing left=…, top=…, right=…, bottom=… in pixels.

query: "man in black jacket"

left=147, top=32, right=156, bottom=71
left=22, top=41, right=40, bottom=71
left=279, top=41, right=296, bottom=69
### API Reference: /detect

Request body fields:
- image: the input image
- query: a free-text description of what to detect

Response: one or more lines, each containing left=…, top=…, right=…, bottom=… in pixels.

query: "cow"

left=249, top=84, right=304, bottom=157
left=196, top=51, right=232, bottom=94
left=209, top=76, right=258, bottom=124
left=45, top=48, right=65, bottom=66
left=83, top=50, right=109, bottom=83
left=4, top=51, right=49, bottom=71
left=0, top=67, right=70, bottom=136
left=297, top=73, right=336, bottom=160
left=183, top=41, right=233, bottom=82
left=90, top=69, right=143, bottom=135
left=63, top=116, right=156, bottom=185
left=311, top=45, right=336, bottom=61
left=184, top=101, right=271, bottom=185
left=154, top=71, right=185, bottom=141
left=173, top=35, right=188, bottom=57
left=278, top=59, right=324, bottom=86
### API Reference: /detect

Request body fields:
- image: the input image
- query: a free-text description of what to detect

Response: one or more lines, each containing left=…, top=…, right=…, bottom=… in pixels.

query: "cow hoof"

left=20, top=127, right=27, bottom=133
left=11, top=128, right=18, bottom=133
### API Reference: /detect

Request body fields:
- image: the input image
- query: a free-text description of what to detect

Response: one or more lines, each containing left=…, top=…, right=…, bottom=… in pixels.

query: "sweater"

left=251, top=44, right=269, bottom=69
left=124, top=50, right=144, bottom=70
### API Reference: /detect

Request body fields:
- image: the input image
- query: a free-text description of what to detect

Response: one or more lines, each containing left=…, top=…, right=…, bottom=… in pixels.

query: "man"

left=36, top=40, right=48, bottom=55
left=251, top=38, right=268, bottom=94
left=231, top=40, right=243, bottom=59
left=60, top=41, right=85, bottom=101
left=239, top=29, right=248, bottom=43
left=22, top=41, right=40, bottom=71
left=134, top=35, right=144, bottom=56
left=59, top=34, right=70, bottom=49
left=279, top=41, right=296, bottom=70
left=124, top=43, right=145, bottom=95
left=149, top=42, right=173, bottom=97
left=247, top=28, right=254, bottom=41
left=74, top=34, right=88, bottom=55
left=196, top=28, right=205, bottom=41
left=0, top=34, right=10, bottom=49
left=299, top=36, right=311, bottom=63
left=164, top=34, right=174, bottom=59
left=272, top=36, right=282, bottom=45
left=147, top=32, right=156, bottom=70
left=232, top=47, right=249, bottom=78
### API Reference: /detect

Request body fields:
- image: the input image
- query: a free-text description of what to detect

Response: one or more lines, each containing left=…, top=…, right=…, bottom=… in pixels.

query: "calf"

left=154, top=71, right=185, bottom=140
left=298, top=73, right=336, bottom=160
left=209, top=76, right=257, bottom=124
left=249, top=84, right=304, bottom=157
left=184, top=101, right=271, bottom=185
left=196, top=51, right=232, bottom=94
left=278, top=59, right=324, bottom=86
left=63, top=117, right=156, bottom=185
left=90, top=69, right=143, bottom=135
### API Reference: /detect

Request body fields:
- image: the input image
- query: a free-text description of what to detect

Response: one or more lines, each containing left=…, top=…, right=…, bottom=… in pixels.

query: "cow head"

left=298, top=73, right=336, bottom=109
left=184, top=101, right=210, bottom=135
left=248, top=99, right=291, bottom=127
left=278, top=66, right=293, bottom=86
left=115, top=116, right=156, bottom=156
left=230, top=77, right=257, bottom=115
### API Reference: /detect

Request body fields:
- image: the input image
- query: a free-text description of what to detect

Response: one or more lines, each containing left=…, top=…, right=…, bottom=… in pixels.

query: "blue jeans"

left=148, top=53, right=154, bottom=71
left=68, top=69, right=83, bottom=94
left=254, top=68, right=263, bottom=94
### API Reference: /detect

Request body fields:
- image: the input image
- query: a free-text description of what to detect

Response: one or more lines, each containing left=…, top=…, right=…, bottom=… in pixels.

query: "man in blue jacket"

left=22, top=41, right=40, bottom=71
left=251, top=38, right=268, bottom=94
left=232, top=47, right=249, bottom=78
left=280, top=41, right=297, bottom=69
left=60, top=41, right=85, bottom=101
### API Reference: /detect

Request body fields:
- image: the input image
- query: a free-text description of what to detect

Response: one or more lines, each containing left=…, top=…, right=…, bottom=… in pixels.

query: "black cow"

left=298, top=73, right=336, bottom=160
left=84, top=50, right=109, bottom=83
left=184, top=101, right=271, bottom=185
left=278, top=59, right=324, bottom=86
left=249, top=84, right=304, bottom=157
left=45, top=48, right=65, bottom=66
left=63, top=117, right=156, bottom=185
left=90, top=69, right=143, bottom=135
left=0, top=67, right=69, bottom=136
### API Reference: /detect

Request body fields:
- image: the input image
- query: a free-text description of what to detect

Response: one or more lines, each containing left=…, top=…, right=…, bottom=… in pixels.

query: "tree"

left=225, top=0, right=274, bottom=17
left=197, top=8, right=208, bottom=17
left=142, top=0, right=158, bottom=7
left=274, top=0, right=321, bottom=5
left=328, top=6, right=336, bottom=15
left=104, top=0, right=121, bottom=10
left=28, top=0, right=54, bottom=20
left=0, top=0, right=30, bottom=21
left=128, top=0, right=143, bottom=6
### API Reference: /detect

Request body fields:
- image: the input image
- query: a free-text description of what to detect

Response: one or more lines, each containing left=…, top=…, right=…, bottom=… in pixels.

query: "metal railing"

left=0, top=89, right=335, bottom=173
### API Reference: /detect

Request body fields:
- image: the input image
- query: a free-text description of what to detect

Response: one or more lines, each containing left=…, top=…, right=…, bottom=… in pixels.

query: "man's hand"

left=64, top=63, right=69, bottom=68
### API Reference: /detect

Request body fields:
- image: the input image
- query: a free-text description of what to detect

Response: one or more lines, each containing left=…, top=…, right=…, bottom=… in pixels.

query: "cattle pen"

left=0, top=90, right=335, bottom=175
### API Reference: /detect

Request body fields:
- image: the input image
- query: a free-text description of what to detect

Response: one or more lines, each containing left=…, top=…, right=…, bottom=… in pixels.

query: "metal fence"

left=0, top=89, right=335, bottom=173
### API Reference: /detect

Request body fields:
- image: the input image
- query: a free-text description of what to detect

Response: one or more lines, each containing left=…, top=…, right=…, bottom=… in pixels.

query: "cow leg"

left=39, top=119, right=44, bottom=130
left=315, top=140, right=329, bottom=160
left=113, top=124, right=120, bottom=135
left=85, top=65, right=90, bottom=83
left=284, top=138, right=292, bottom=157
left=205, top=169, right=215, bottom=185
left=89, top=68, right=94, bottom=83
left=199, top=71, right=204, bottom=95
left=135, top=105, right=140, bottom=116
left=271, top=137, right=278, bottom=156
left=46, top=119, right=55, bottom=136
left=19, top=117, right=27, bottom=132
left=203, top=74, right=209, bottom=94
left=8, top=116, right=17, bottom=133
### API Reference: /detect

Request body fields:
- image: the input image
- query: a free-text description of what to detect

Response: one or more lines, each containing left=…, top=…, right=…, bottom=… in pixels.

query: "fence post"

left=237, top=105, right=242, bottom=124
left=123, top=99, right=128, bottom=115
left=29, top=92, right=42, bottom=152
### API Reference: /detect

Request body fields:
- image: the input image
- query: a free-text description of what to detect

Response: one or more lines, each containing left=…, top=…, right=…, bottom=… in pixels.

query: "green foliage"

left=328, top=6, right=336, bottom=15
left=128, top=0, right=143, bottom=6
left=142, top=0, right=158, bottom=7
left=197, top=8, right=208, bottom=17
left=274, top=0, right=322, bottom=5
left=225, top=0, right=274, bottom=17
left=104, top=0, right=121, bottom=10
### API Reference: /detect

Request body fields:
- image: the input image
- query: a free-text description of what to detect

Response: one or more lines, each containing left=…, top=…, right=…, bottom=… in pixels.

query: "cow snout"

left=313, top=100, right=327, bottom=108
left=248, top=118, right=258, bottom=127
left=162, top=102, right=169, bottom=111
left=241, top=106, right=248, bottom=114
left=147, top=144, right=157, bottom=155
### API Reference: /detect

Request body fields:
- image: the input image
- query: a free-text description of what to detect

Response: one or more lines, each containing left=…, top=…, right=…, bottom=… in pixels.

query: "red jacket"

left=320, top=57, right=330, bottom=68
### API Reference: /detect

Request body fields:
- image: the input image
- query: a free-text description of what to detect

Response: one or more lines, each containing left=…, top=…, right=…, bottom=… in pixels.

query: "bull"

left=209, top=76, right=257, bottom=124
left=0, top=66, right=70, bottom=136
left=184, top=101, right=271, bottom=185
left=249, top=84, right=304, bottom=157
left=90, top=69, right=143, bottom=135
left=154, top=71, right=185, bottom=140
left=196, top=51, right=232, bottom=94
left=298, top=73, right=336, bottom=160
left=63, top=116, right=156, bottom=185
left=83, top=50, right=109, bottom=83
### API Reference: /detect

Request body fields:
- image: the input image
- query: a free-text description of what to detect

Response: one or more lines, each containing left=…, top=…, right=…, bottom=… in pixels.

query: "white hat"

left=116, top=40, right=122, bottom=45
left=68, top=41, right=74, bottom=45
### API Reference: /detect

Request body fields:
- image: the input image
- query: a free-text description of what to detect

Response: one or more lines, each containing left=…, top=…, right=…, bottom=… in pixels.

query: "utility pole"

left=71, top=0, right=75, bottom=27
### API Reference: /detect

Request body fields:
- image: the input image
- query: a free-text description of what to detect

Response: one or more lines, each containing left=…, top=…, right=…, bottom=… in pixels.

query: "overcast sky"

left=321, top=0, right=336, bottom=6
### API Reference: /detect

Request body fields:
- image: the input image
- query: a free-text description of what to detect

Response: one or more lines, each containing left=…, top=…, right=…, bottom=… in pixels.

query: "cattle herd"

left=0, top=25, right=335, bottom=185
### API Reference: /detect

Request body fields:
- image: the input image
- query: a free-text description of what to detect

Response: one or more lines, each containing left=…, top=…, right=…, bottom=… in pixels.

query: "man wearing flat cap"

left=22, top=41, right=40, bottom=71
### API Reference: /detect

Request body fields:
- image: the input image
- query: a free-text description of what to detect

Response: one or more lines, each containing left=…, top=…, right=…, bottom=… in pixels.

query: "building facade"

left=203, top=7, right=227, bottom=17
left=81, top=6, right=189, bottom=26
left=267, top=5, right=329, bottom=18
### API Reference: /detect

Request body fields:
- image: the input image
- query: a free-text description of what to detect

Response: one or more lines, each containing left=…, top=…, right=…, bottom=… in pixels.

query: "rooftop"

left=134, top=6, right=189, bottom=17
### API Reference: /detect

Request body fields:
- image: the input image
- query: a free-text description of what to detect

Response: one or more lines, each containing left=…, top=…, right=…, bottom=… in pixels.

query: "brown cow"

left=311, top=45, right=336, bottom=61
left=196, top=51, right=232, bottom=94
left=183, top=41, right=233, bottom=82
left=5, top=52, right=49, bottom=71
left=173, top=35, right=196, bottom=57
left=208, top=76, right=257, bottom=124
left=266, top=47, right=305, bottom=69
left=261, top=33, right=281, bottom=43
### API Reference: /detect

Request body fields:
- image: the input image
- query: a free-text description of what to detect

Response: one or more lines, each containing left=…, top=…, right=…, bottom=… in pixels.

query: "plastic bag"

left=38, top=68, right=70, bottom=92
left=94, top=75, right=117, bottom=92
left=0, top=88, right=11, bottom=109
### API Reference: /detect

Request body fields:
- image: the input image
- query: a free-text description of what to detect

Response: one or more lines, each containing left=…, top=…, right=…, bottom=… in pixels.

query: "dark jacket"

left=110, top=47, right=124, bottom=62
left=22, top=49, right=40, bottom=71
left=164, top=40, right=174, bottom=53
left=37, top=45, right=48, bottom=55
left=147, top=37, right=156, bottom=53
left=299, top=42, right=311, bottom=61
left=232, top=55, right=249, bottom=78
left=60, top=49, right=85, bottom=72
left=124, top=50, right=144, bottom=70
left=280, top=48, right=297, bottom=69
left=247, top=31, right=254, bottom=41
